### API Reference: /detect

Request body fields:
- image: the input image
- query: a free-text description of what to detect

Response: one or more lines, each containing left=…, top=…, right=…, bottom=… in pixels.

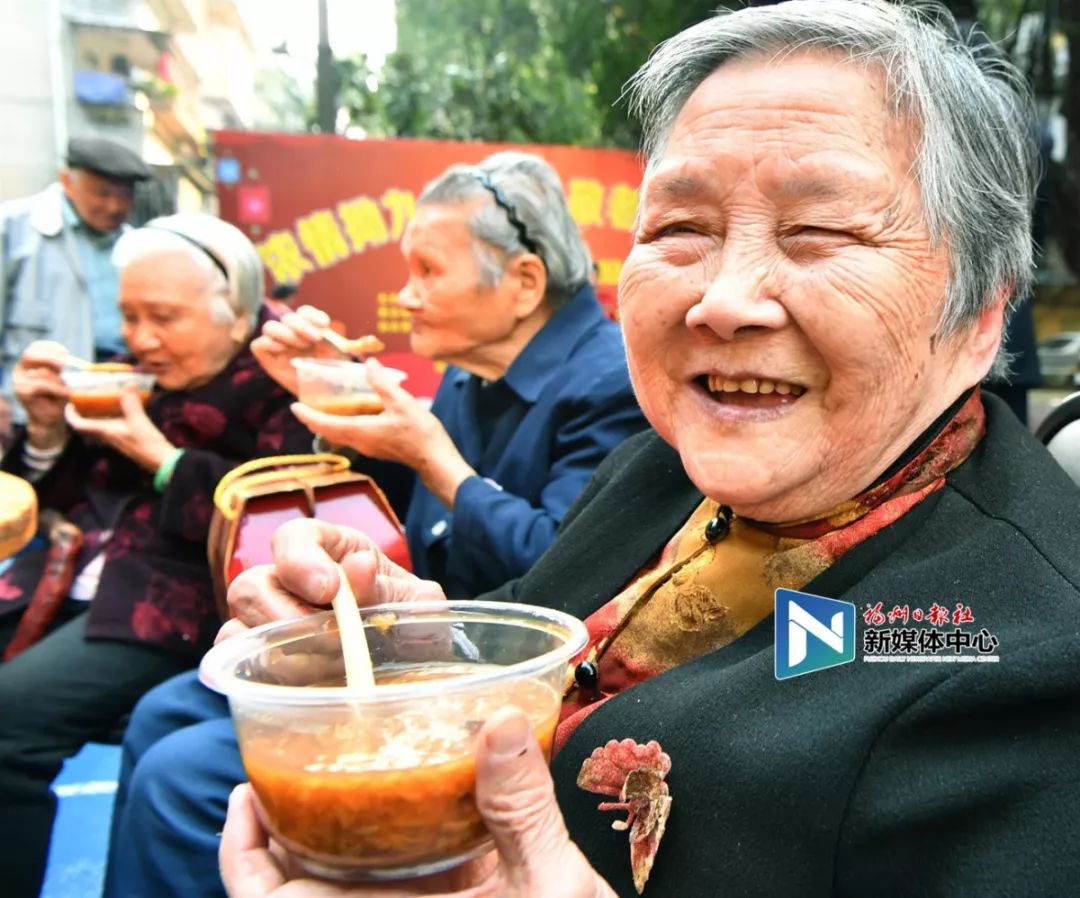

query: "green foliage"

left=265, top=0, right=1073, bottom=160
left=976, top=0, right=1028, bottom=41
left=536, top=0, right=723, bottom=147
left=252, top=66, right=314, bottom=133
left=335, top=0, right=720, bottom=147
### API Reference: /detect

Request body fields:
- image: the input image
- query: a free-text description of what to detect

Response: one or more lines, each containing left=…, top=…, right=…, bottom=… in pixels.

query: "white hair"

left=625, top=0, right=1037, bottom=378
left=112, top=228, right=235, bottom=325
left=113, top=213, right=265, bottom=335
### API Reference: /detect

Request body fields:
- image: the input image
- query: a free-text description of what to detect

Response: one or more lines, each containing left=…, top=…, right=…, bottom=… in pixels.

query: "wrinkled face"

left=398, top=203, right=522, bottom=368
left=619, top=53, right=1001, bottom=522
left=60, top=168, right=135, bottom=233
left=119, top=249, right=247, bottom=391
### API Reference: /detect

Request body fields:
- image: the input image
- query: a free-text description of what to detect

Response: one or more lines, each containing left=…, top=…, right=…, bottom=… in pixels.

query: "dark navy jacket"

left=386, top=284, right=646, bottom=598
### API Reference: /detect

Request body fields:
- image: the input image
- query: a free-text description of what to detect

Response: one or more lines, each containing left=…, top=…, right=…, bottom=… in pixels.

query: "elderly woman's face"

left=119, top=249, right=248, bottom=391
left=620, top=53, right=1001, bottom=522
left=397, top=203, right=527, bottom=369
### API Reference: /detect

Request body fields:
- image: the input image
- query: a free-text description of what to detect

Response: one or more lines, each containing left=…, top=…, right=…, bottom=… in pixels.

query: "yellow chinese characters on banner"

left=606, top=184, right=639, bottom=232
left=255, top=231, right=313, bottom=285
left=296, top=210, right=350, bottom=267
left=377, top=292, right=411, bottom=335
left=567, top=179, right=638, bottom=232
left=257, top=190, right=418, bottom=285
left=258, top=181, right=636, bottom=287
left=596, top=258, right=623, bottom=287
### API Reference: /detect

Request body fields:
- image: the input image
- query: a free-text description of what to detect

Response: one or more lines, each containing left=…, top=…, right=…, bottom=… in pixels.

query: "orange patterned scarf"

left=556, top=390, right=986, bottom=752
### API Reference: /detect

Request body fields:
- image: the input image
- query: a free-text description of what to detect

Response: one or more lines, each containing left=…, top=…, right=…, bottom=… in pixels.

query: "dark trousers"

left=103, top=669, right=241, bottom=898
left=0, top=603, right=190, bottom=898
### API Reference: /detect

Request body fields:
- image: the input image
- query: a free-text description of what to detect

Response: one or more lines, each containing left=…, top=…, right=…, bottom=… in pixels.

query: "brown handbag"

left=207, top=453, right=410, bottom=621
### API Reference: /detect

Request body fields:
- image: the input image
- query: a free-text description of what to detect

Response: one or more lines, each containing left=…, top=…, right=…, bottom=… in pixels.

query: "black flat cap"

left=67, top=136, right=152, bottom=182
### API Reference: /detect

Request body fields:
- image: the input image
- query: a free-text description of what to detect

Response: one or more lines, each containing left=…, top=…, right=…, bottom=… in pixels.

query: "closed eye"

left=785, top=226, right=857, bottom=240
left=781, top=226, right=863, bottom=258
left=411, top=257, right=437, bottom=277
left=781, top=228, right=864, bottom=246
left=640, top=221, right=706, bottom=242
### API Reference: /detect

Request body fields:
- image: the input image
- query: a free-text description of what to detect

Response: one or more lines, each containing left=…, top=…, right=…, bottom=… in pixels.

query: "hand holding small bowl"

left=63, top=371, right=178, bottom=473
left=202, top=600, right=586, bottom=882
left=61, top=365, right=155, bottom=419
left=291, top=358, right=407, bottom=417
left=253, top=304, right=385, bottom=397
left=11, top=341, right=74, bottom=442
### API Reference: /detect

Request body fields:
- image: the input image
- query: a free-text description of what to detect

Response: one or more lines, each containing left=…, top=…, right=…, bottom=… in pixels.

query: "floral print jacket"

left=0, top=307, right=313, bottom=660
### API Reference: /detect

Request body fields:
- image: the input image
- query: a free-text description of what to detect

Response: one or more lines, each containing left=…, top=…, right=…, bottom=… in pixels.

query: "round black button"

left=704, top=514, right=729, bottom=543
left=574, top=660, right=599, bottom=690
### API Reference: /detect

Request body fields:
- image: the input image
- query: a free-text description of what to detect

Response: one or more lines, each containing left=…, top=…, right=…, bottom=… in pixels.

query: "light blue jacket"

left=0, top=184, right=126, bottom=421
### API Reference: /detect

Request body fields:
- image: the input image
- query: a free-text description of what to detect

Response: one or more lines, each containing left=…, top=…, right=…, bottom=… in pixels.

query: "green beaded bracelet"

left=153, top=448, right=185, bottom=494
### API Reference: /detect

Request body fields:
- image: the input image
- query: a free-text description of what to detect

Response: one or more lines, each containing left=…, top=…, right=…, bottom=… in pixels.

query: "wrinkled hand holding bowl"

left=60, top=367, right=156, bottom=418
left=199, top=600, right=587, bottom=882
left=292, top=358, right=407, bottom=416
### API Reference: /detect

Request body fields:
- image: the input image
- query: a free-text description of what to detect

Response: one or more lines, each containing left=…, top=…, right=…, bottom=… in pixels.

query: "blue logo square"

left=775, top=588, right=855, bottom=680
left=217, top=157, right=241, bottom=185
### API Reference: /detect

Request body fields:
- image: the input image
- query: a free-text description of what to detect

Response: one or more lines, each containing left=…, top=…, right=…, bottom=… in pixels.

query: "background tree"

left=338, top=0, right=606, bottom=145
left=254, top=0, right=1076, bottom=288
left=252, top=66, right=315, bottom=133
left=331, top=0, right=725, bottom=146
left=533, top=0, right=720, bottom=147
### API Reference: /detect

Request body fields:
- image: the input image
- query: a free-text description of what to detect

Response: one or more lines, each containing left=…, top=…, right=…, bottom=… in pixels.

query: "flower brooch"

left=577, top=739, right=673, bottom=894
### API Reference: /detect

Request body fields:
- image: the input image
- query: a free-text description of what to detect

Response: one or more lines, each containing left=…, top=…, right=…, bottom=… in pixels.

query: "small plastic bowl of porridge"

left=291, top=358, right=406, bottom=416
left=61, top=365, right=155, bottom=418
left=198, top=600, right=586, bottom=881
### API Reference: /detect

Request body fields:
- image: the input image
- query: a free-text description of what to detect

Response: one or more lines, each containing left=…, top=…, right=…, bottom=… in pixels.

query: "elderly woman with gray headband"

left=0, top=213, right=312, bottom=897
left=212, top=2, right=1080, bottom=896
left=254, top=150, right=647, bottom=599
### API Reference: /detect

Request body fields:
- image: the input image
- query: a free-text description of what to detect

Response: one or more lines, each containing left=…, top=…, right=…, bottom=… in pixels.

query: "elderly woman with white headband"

left=0, top=213, right=312, bottom=897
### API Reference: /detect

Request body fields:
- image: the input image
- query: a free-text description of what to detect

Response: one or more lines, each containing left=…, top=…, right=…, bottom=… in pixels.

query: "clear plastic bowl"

left=199, top=600, right=587, bottom=881
left=291, top=358, right=406, bottom=416
left=60, top=367, right=156, bottom=418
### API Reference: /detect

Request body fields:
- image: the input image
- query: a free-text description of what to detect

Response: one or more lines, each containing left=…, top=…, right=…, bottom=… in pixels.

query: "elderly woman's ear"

left=506, top=252, right=548, bottom=319
left=228, top=312, right=252, bottom=346
left=951, top=293, right=1008, bottom=383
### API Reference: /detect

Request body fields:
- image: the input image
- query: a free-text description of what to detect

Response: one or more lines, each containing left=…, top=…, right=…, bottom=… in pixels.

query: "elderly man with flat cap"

left=0, top=135, right=152, bottom=442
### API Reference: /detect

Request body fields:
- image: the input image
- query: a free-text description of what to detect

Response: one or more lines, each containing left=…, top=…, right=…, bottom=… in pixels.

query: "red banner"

left=213, top=131, right=642, bottom=398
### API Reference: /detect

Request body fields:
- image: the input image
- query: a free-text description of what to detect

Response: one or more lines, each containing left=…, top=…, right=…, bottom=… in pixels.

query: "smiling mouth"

left=698, top=374, right=806, bottom=407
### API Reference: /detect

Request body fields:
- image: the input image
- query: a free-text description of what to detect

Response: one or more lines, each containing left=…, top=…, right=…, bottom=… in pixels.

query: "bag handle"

left=213, top=453, right=352, bottom=521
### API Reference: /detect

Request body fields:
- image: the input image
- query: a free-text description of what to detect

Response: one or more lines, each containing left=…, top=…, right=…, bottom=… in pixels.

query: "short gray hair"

left=626, top=0, right=1036, bottom=378
left=418, top=151, right=592, bottom=308
left=113, top=213, right=264, bottom=335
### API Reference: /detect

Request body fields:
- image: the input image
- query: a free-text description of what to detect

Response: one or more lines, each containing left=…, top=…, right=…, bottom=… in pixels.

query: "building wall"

left=1, top=0, right=250, bottom=206
left=65, top=0, right=157, bottom=162
left=0, top=1, right=58, bottom=199
left=191, top=22, right=255, bottom=127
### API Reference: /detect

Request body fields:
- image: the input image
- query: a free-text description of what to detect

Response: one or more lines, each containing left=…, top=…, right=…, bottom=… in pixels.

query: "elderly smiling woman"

left=0, top=213, right=312, bottom=896
left=175, top=2, right=1080, bottom=896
